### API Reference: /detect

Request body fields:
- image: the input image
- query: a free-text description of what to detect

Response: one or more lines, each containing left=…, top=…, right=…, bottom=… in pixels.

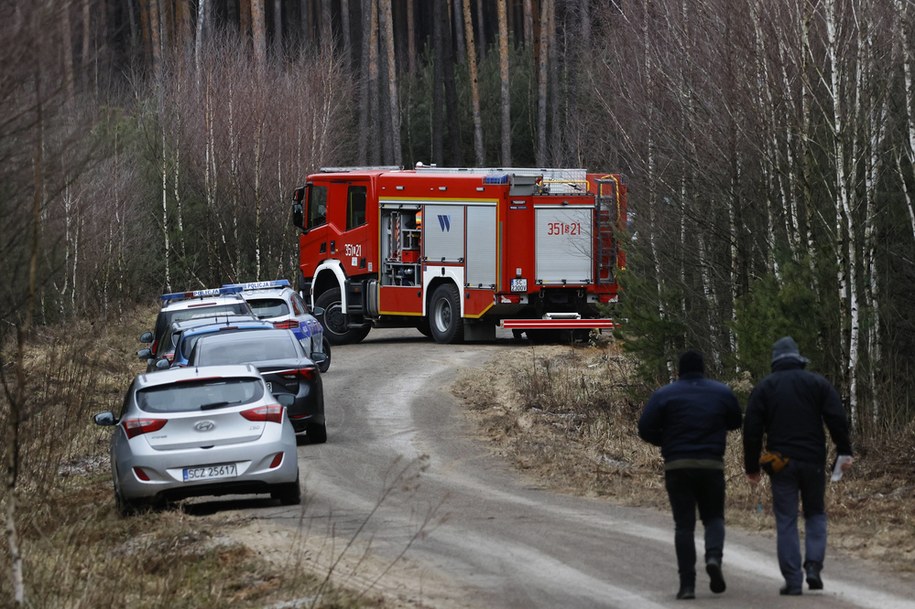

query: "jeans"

left=770, top=459, right=827, bottom=589
left=664, top=468, right=726, bottom=586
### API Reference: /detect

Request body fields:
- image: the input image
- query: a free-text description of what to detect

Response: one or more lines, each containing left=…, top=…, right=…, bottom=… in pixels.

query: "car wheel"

left=272, top=473, right=302, bottom=506
left=429, top=283, right=464, bottom=344
left=114, top=483, right=141, bottom=517
left=315, top=288, right=371, bottom=345
left=305, top=420, right=327, bottom=444
left=317, top=336, right=331, bottom=373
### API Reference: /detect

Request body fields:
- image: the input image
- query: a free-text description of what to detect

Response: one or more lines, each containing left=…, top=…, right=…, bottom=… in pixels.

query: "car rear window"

left=196, top=333, right=300, bottom=365
left=137, top=378, right=264, bottom=413
left=247, top=298, right=290, bottom=319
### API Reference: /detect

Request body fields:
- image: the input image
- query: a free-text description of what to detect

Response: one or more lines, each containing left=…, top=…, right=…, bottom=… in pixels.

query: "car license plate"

left=182, top=463, right=237, bottom=482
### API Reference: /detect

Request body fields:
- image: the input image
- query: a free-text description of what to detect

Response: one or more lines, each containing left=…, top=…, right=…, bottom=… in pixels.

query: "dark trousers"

left=770, top=459, right=827, bottom=589
left=664, top=468, right=726, bottom=587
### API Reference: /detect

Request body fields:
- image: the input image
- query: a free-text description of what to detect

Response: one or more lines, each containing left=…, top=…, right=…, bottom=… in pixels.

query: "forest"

left=2, top=0, right=914, bottom=441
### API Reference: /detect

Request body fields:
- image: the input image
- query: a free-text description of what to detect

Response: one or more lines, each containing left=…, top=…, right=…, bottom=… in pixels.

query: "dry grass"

left=454, top=338, right=915, bottom=575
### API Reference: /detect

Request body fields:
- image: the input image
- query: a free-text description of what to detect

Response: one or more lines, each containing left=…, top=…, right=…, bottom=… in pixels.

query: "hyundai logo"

left=437, top=214, right=451, bottom=232
left=194, top=420, right=216, bottom=432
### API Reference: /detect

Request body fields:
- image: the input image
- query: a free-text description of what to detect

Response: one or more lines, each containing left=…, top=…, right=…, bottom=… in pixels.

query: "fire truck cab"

left=291, top=165, right=626, bottom=345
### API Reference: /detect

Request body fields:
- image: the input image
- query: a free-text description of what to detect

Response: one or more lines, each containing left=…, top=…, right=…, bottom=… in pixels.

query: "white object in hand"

left=831, top=455, right=853, bottom=482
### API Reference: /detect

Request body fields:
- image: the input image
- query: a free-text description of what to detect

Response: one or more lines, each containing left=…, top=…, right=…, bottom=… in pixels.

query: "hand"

left=746, top=472, right=761, bottom=485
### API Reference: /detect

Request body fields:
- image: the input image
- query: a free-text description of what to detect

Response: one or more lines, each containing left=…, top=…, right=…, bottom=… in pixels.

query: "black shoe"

left=805, top=562, right=824, bottom=590
left=676, top=585, right=696, bottom=600
left=780, top=585, right=803, bottom=596
left=705, top=557, right=726, bottom=593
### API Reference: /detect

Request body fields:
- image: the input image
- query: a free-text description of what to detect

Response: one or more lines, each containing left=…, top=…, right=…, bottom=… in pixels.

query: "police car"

left=138, top=286, right=255, bottom=370
left=222, top=280, right=330, bottom=372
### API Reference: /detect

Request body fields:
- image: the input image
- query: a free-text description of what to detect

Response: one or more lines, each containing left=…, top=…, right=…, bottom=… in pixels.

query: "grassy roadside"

left=0, top=305, right=380, bottom=609
left=454, top=339, right=915, bottom=576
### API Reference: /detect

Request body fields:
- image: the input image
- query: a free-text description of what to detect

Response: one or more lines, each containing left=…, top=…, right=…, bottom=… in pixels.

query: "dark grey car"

left=188, top=329, right=327, bottom=444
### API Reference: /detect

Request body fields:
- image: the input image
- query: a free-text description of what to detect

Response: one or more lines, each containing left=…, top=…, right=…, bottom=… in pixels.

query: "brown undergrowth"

left=453, top=339, right=915, bottom=577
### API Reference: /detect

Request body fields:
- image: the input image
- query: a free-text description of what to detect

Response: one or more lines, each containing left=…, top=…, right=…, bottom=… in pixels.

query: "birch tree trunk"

left=498, top=0, right=511, bottom=166
left=463, top=0, right=484, bottom=166
left=825, top=0, right=859, bottom=423
left=195, top=0, right=208, bottom=79
left=161, top=129, right=172, bottom=291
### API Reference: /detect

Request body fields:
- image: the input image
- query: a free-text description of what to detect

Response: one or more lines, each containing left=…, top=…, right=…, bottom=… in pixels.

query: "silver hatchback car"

left=93, top=364, right=301, bottom=515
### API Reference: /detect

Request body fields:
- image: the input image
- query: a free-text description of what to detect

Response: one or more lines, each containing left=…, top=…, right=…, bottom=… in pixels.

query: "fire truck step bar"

left=500, top=318, right=619, bottom=330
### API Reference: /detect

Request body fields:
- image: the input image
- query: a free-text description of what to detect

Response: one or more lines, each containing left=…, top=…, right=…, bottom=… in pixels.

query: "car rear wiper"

left=200, top=401, right=234, bottom=410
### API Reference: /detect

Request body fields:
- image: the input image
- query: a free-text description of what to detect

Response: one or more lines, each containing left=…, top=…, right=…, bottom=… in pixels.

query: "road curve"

left=227, top=328, right=915, bottom=609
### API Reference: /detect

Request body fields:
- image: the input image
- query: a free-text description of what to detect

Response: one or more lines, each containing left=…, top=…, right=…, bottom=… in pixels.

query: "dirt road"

left=222, top=329, right=915, bottom=609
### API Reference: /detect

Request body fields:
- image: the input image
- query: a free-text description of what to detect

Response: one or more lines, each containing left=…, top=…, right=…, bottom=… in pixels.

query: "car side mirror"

left=312, top=352, right=328, bottom=373
left=275, top=394, right=295, bottom=408
left=311, top=306, right=325, bottom=316
left=155, top=358, right=170, bottom=370
left=139, top=332, right=153, bottom=343
left=137, top=348, right=152, bottom=360
left=93, top=411, right=117, bottom=426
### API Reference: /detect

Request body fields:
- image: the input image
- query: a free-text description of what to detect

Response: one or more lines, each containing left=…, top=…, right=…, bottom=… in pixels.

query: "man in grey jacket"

left=744, top=337, right=854, bottom=596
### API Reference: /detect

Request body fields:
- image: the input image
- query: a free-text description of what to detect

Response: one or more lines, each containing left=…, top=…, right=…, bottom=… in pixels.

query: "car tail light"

left=279, top=367, right=316, bottom=381
left=122, top=418, right=167, bottom=439
left=272, top=320, right=299, bottom=330
left=240, top=404, right=284, bottom=423
left=269, top=453, right=284, bottom=469
left=133, top=467, right=150, bottom=481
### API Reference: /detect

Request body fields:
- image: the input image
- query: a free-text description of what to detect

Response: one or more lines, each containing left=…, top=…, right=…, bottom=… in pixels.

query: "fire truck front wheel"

left=429, top=284, right=464, bottom=344
left=315, top=288, right=371, bottom=345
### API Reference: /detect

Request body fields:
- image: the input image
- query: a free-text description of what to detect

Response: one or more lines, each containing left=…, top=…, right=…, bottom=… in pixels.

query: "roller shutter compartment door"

left=535, top=207, right=593, bottom=284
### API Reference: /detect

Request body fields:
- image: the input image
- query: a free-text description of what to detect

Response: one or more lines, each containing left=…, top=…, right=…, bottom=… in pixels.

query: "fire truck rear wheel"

left=315, top=288, right=371, bottom=345
left=429, top=284, right=464, bottom=344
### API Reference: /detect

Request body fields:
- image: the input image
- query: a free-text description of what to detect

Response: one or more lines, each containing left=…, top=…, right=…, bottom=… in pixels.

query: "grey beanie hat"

left=771, top=336, right=809, bottom=364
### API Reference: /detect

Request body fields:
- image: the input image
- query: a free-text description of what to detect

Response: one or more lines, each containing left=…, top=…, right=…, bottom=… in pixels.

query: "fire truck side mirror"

left=292, top=186, right=306, bottom=229
left=292, top=201, right=304, bottom=230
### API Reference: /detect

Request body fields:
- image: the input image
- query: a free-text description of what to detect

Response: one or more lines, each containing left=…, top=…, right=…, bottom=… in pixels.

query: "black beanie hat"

left=678, top=350, right=705, bottom=377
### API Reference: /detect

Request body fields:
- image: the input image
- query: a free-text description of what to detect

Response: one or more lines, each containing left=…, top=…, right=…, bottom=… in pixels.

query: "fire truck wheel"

left=315, top=288, right=371, bottom=345
left=429, top=284, right=464, bottom=344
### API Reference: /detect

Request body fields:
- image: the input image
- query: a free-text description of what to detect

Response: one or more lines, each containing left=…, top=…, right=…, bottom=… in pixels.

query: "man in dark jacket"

left=638, top=350, right=743, bottom=600
left=744, top=336, right=854, bottom=596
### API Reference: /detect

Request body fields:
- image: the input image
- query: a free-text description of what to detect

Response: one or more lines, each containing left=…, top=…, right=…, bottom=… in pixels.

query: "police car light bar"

left=159, top=285, right=243, bottom=302
left=221, top=279, right=290, bottom=291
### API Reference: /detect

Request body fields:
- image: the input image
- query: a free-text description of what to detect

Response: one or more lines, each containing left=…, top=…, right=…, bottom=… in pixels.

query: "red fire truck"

left=291, top=165, right=626, bottom=344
